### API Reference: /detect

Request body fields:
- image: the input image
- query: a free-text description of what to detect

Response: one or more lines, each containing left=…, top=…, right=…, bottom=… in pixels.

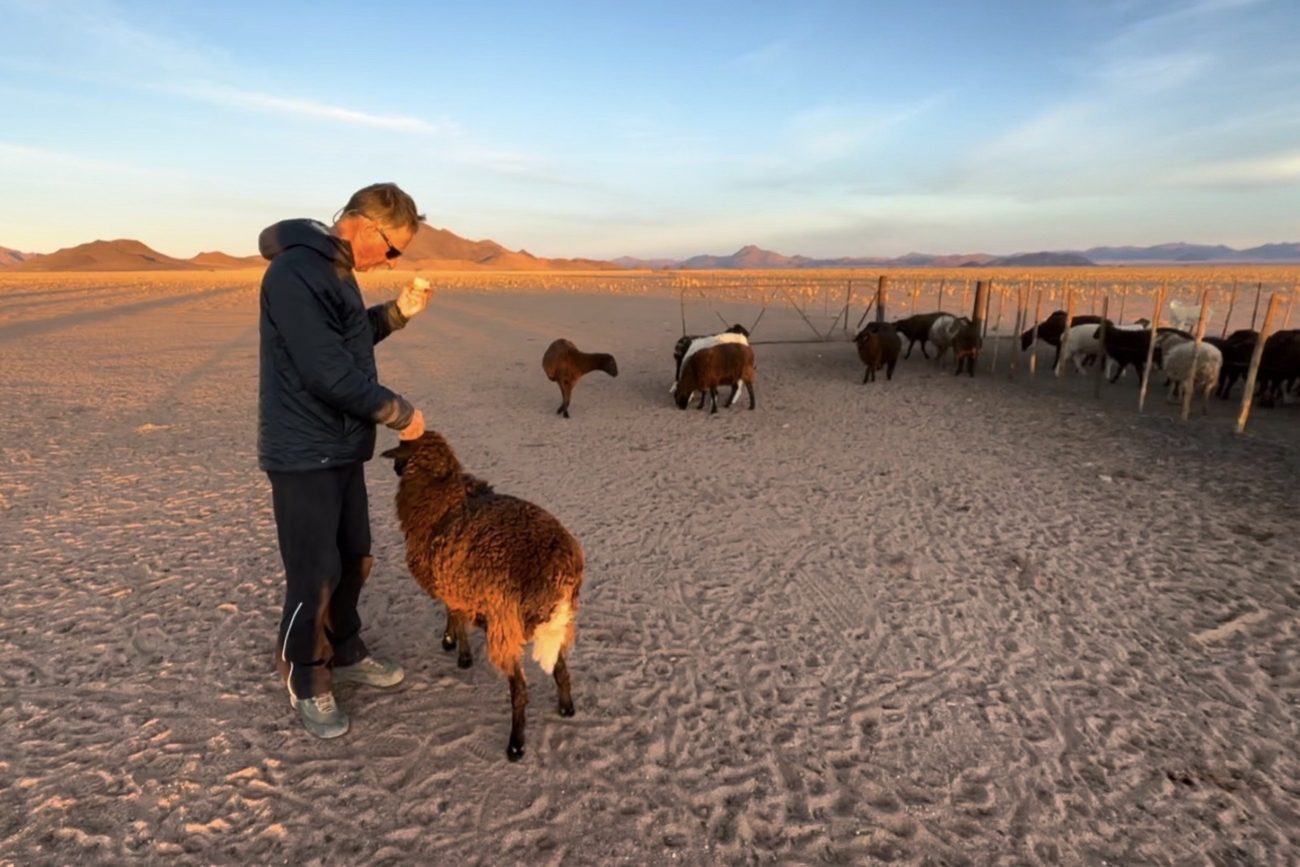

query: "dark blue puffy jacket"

left=257, top=219, right=414, bottom=472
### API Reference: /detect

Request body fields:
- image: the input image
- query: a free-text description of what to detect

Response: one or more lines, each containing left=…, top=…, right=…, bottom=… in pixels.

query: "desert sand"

left=1, top=271, right=1298, bottom=865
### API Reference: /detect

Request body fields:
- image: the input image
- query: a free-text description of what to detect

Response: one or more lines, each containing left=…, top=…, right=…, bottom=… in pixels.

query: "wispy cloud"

left=1161, top=150, right=1300, bottom=187
left=170, top=83, right=458, bottom=136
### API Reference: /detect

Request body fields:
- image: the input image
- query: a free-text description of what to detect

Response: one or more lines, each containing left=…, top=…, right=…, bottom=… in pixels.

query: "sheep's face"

left=674, top=389, right=692, bottom=410
left=380, top=431, right=460, bottom=480
left=603, top=356, right=620, bottom=377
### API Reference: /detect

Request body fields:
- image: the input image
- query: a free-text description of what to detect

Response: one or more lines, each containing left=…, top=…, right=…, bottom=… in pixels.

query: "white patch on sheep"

left=531, top=598, right=573, bottom=675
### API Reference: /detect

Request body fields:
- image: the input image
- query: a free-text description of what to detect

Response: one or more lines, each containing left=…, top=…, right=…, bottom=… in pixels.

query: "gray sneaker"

left=332, top=656, right=405, bottom=688
left=291, top=692, right=349, bottom=739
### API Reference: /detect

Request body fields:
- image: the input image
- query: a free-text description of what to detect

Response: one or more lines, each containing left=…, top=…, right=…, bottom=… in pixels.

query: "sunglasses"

left=375, top=224, right=403, bottom=260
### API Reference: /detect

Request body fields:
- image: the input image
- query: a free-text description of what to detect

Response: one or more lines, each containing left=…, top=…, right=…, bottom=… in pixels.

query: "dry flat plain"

left=1, top=269, right=1299, bottom=866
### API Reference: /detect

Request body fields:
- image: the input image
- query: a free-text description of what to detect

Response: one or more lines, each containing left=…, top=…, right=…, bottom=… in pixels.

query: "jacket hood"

left=258, top=219, right=354, bottom=267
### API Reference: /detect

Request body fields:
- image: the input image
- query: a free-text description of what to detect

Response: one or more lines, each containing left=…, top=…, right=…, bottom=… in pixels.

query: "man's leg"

left=328, top=463, right=405, bottom=688
left=326, top=462, right=371, bottom=666
left=268, top=468, right=344, bottom=704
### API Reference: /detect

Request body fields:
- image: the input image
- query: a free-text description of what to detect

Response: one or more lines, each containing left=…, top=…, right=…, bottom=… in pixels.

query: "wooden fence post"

left=1181, top=288, right=1212, bottom=421
left=1236, top=293, right=1280, bottom=434
left=1137, top=282, right=1166, bottom=413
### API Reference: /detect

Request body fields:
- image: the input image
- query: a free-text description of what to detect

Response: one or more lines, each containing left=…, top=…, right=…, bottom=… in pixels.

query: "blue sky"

left=1, top=0, right=1298, bottom=259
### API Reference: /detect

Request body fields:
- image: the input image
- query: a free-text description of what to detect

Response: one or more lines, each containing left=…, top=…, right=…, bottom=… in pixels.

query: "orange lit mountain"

left=0, top=245, right=31, bottom=268
left=402, top=223, right=617, bottom=270
left=11, top=239, right=195, bottom=272
left=189, top=251, right=265, bottom=269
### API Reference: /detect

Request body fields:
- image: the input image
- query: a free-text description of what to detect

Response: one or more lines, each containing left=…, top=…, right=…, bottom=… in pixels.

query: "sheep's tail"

left=531, top=591, right=578, bottom=675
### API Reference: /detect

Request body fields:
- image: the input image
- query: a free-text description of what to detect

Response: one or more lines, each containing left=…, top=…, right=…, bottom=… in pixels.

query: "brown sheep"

left=854, top=321, right=901, bottom=383
left=952, top=319, right=982, bottom=376
left=674, top=342, right=757, bottom=413
left=542, top=338, right=618, bottom=418
left=381, top=431, right=584, bottom=761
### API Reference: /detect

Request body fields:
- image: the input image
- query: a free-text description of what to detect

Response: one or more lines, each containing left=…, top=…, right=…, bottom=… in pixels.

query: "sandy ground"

left=1, top=273, right=1299, bottom=866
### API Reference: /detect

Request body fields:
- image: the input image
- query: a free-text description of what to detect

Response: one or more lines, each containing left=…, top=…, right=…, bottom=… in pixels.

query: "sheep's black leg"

left=709, top=387, right=719, bottom=414
left=746, top=379, right=756, bottom=410
left=904, top=339, right=914, bottom=359
left=886, top=360, right=896, bottom=381
left=455, top=615, right=473, bottom=669
left=726, top=382, right=741, bottom=407
left=558, top=381, right=573, bottom=419
left=696, top=390, right=707, bottom=410
left=920, top=341, right=930, bottom=360
left=507, top=663, right=528, bottom=761
left=441, top=607, right=457, bottom=652
left=862, top=367, right=870, bottom=384
left=553, top=653, right=575, bottom=717
left=1051, top=343, right=1062, bottom=370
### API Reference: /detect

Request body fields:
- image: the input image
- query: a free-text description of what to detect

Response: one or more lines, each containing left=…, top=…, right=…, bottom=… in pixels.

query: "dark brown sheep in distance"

left=675, top=342, right=757, bottom=413
left=381, top=431, right=584, bottom=762
left=542, top=338, right=618, bottom=418
left=854, top=321, right=901, bottom=383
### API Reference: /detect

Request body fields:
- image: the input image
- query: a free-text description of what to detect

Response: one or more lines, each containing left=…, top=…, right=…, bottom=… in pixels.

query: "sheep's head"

left=380, top=431, right=461, bottom=480
left=726, top=324, right=751, bottom=337
left=601, top=355, right=620, bottom=377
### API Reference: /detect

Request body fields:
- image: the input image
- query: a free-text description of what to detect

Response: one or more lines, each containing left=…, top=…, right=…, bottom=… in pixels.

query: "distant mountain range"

left=0, top=222, right=618, bottom=273
left=616, top=242, right=1300, bottom=269
left=5, top=235, right=1299, bottom=273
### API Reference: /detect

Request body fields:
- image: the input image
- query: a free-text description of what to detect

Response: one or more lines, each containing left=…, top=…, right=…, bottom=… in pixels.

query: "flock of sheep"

left=540, top=303, right=1300, bottom=418
left=374, top=298, right=1298, bottom=762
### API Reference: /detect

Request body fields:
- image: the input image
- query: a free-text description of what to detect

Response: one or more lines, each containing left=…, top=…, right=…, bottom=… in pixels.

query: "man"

left=257, top=182, right=430, bottom=738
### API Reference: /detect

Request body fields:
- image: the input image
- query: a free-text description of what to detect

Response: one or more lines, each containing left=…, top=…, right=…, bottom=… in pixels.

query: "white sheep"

left=1058, top=323, right=1104, bottom=374
left=1167, top=299, right=1210, bottom=333
left=1159, top=335, right=1222, bottom=413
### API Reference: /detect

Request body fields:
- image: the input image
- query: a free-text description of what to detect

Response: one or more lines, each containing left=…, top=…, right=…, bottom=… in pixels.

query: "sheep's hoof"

left=559, top=701, right=575, bottom=718
left=561, top=409, right=570, bottom=419
left=457, top=655, right=473, bottom=669
left=507, top=742, right=525, bottom=762
left=441, top=635, right=457, bottom=651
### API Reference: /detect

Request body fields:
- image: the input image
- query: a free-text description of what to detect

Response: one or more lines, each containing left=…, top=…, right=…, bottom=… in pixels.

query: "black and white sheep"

left=1021, top=312, right=1103, bottom=369
left=675, top=342, right=757, bottom=413
left=671, top=324, right=750, bottom=405
left=891, top=311, right=948, bottom=359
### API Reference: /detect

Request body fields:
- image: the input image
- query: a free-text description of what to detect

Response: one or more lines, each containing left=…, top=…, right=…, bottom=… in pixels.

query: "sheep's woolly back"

left=1164, top=341, right=1223, bottom=385
left=543, top=338, right=616, bottom=382
left=677, top=332, right=750, bottom=377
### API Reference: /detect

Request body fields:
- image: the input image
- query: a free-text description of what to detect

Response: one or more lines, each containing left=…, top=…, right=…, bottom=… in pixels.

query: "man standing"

left=257, top=182, right=430, bottom=738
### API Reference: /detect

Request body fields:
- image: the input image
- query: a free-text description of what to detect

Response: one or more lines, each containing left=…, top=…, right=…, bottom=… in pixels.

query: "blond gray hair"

left=338, top=182, right=424, bottom=231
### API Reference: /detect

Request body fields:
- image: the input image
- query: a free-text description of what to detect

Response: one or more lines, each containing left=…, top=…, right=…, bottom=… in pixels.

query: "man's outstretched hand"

left=399, top=409, right=425, bottom=441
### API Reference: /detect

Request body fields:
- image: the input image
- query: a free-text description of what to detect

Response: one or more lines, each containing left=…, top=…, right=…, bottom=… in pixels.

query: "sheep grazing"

left=675, top=342, right=757, bottom=413
left=381, top=431, right=584, bottom=762
left=951, top=319, right=983, bottom=376
left=672, top=324, right=750, bottom=406
left=1021, top=311, right=1103, bottom=369
left=854, top=321, right=901, bottom=383
left=927, top=314, right=968, bottom=367
left=1157, top=333, right=1223, bottom=413
left=542, top=338, right=618, bottom=419
left=891, top=311, right=948, bottom=359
